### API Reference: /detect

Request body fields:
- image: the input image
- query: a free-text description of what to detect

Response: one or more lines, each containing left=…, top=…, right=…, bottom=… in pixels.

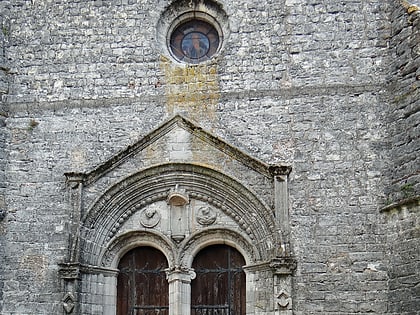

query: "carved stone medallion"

left=196, top=206, right=217, bottom=225
left=139, top=205, right=161, bottom=228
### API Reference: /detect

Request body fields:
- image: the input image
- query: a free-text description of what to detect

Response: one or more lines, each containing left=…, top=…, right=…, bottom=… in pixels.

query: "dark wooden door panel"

left=117, top=247, right=169, bottom=315
left=191, top=245, right=245, bottom=315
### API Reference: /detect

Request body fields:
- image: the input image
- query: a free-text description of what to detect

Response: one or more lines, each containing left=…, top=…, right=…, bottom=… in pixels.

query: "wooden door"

left=191, top=245, right=246, bottom=315
left=117, top=246, right=169, bottom=315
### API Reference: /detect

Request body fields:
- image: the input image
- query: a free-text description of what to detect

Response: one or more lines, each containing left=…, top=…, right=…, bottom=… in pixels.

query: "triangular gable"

left=66, top=114, right=291, bottom=186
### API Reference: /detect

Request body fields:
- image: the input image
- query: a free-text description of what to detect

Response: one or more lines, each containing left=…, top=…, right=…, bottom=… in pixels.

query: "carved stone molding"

left=189, top=191, right=256, bottom=240
left=64, top=172, right=86, bottom=189
left=107, top=192, right=168, bottom=240
left=268, top=165, right=293, bottom=176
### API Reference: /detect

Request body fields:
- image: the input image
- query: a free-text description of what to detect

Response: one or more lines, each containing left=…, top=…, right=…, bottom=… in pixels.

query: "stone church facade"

left=0, top=0, right=419, bottom=314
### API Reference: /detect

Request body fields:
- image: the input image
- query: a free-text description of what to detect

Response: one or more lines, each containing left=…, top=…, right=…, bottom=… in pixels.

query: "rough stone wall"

left=0, top=2, right=11, bottom=314
left=381, top=201, right=420, bottom=315
left=381, top=4, right=420, bottom=314
left=387, top=1, right=420, bottom=202
left=0, top=0, right=418, bottom=314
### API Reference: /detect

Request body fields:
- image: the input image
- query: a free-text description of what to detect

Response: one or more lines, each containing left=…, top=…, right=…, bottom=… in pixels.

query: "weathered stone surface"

left=0, top=0, right=418, bottom=314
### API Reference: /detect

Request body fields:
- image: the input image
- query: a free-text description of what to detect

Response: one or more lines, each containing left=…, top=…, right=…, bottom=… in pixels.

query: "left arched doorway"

left=117, top=246, right=169, bottom=315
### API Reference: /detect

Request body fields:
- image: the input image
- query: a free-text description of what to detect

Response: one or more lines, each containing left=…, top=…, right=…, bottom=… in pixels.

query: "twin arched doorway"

left=117, top=245, right=245, bottom=315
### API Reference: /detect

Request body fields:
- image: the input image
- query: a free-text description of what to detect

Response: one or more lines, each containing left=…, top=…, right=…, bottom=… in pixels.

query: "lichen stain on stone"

left=160, top=56, right=220, bottom=122
left=191, top=135, right=235, bottom=171
left=20, top=254, right=48, bottom=281
left=70, top=149, right=87, bottom=169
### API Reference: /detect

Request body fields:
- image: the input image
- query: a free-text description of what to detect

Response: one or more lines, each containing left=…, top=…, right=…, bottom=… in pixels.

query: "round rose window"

left=169, top=19, right=220, bottom=64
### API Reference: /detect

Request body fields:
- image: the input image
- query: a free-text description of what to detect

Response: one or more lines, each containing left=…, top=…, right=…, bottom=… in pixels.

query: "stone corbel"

left=58, top=262, right=81, bottom=280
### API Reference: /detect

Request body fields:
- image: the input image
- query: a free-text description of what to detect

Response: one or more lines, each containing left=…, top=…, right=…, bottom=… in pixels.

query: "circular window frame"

left=167, top=12, right=224, bottom=64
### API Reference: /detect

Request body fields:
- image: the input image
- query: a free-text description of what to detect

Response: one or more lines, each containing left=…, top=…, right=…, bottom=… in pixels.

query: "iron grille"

left=192, top=305, right=231, bottom=315
left=131, top=306, right=169, bottom=315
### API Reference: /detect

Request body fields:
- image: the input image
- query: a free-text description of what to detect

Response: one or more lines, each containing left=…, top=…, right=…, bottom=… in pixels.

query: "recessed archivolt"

left=100, top=230, right=175, bottom=269
left=179, top=227, right=258, bottom=267
left=78, top=163, right=279, bottom=266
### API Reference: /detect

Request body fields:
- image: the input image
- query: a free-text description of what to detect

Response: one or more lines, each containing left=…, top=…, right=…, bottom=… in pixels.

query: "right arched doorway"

left=191, top=244, right=246, bottom=315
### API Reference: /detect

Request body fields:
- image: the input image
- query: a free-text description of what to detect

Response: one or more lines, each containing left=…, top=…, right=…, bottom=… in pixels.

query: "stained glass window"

left=170, top=19, right=220, bottom=64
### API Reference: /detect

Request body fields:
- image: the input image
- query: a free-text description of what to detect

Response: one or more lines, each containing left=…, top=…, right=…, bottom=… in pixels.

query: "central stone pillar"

left=166, top=267, right=196, bottom=315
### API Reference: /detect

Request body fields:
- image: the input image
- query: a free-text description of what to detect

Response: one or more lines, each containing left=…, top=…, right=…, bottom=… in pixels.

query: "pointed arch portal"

left=60, top=114, right=295, bottom=315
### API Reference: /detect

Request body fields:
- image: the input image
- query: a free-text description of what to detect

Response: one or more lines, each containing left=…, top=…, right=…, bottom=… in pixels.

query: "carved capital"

left=166, top=266, right=196, bottom=283
left=64, top=172, right=86, bottom=189
left=268, top=165, right=292, bottom=177
left=58, top=263, right=81, bottom=280
left=269, top=257, right=297, bottom=275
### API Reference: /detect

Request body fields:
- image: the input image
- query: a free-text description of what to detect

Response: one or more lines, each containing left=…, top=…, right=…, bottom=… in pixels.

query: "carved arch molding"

left=59, top=162, right=296, bottom=314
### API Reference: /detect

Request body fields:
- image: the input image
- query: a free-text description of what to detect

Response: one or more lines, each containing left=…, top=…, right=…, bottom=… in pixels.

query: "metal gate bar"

left=191, top=305, right=230, bottom=315
left=131, top=306, right=169, bottom=315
